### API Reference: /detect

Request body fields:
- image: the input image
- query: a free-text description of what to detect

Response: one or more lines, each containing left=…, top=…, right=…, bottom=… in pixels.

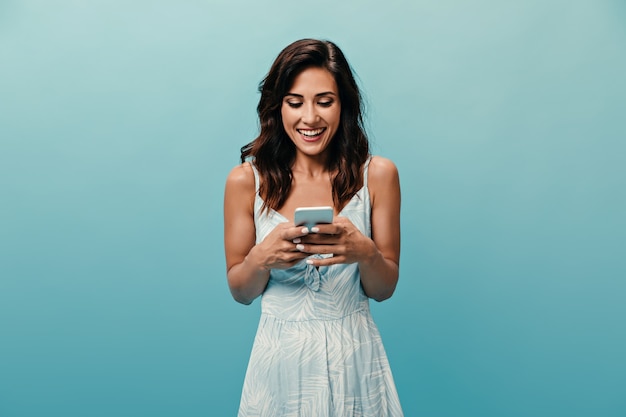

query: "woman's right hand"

left=247, top=223, right=311, bottom=271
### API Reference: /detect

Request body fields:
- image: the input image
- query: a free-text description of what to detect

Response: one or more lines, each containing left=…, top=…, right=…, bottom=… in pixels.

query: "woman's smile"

left=297, top=127, right=327, bottom=141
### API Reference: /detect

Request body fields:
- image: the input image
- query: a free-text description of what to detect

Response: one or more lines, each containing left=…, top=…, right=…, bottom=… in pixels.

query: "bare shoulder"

left=368, top=156, right=400, bottom=187
left=224, top=162, right=256, bottom=213
left=225, top=162, right=256, bottom=193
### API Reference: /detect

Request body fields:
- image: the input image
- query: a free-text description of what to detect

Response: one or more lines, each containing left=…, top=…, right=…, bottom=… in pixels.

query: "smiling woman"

left=224, top=39, right=403, bottom=416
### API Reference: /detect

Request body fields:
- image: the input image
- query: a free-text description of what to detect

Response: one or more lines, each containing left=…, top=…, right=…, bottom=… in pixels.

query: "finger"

left=280, top=251, right=309, bottom=263
left=281, top=226, right=310, bottom=241
left=306, top=255, right=345, bottom=267
left=287, top=252, right=309, bottom=262
left=286, top=241, right=306, bottom=252
left=309, top=224, right=342, bottom=235
left=296, top=244, right=338, bottom=255
left=300, top=234, right=341, bottom=245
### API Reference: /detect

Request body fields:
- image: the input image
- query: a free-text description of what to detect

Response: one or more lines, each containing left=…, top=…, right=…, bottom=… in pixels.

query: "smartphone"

left=294, top=206, right=334, bottom=229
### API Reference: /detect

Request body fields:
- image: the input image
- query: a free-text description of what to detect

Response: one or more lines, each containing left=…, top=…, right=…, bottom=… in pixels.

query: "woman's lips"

left=297, top=127, right=326, bottom=142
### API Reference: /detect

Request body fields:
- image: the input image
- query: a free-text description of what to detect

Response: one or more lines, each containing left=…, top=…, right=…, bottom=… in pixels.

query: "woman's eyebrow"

left=284, top=92, right=337, bottom=98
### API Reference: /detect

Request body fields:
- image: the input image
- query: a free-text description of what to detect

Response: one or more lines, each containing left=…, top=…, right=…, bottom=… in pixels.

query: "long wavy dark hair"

left=240, top=39, right=370, bottom=212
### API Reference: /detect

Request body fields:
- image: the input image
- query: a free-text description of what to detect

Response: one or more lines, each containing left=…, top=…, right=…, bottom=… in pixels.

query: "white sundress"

left=238, top=158, right=403, bottom=417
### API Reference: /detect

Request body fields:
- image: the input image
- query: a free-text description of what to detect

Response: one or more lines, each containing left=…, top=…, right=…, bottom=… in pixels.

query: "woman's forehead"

left=287, top=67, right=338, bottom=95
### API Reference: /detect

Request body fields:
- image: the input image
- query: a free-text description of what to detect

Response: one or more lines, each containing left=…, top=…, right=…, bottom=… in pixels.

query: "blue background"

left=1, top=1, right=625, bottom=416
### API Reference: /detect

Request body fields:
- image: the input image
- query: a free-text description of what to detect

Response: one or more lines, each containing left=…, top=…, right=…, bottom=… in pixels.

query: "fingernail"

left=310, top=227, right=319, bottom=233
left=293, top=238, right=301, bottom=244
left=301, top=227, right=309, bottom=234
left=305, top=259, right=314, bottom=265
left=296, top=244, right=305, bottom=251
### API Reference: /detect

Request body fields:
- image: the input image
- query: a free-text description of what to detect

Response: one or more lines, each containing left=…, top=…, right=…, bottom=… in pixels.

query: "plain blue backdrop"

left=1, top=1, right=625, bottom=416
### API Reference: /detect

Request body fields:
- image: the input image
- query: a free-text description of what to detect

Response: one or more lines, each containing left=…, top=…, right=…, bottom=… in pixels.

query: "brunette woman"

left=224, top=38, right=403, bottom=416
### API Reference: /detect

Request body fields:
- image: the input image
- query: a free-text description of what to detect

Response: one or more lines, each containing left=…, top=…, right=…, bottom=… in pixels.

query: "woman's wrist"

left=245, top=245, right=271, bottom=273
left=358, top=238, right=381, bottom=268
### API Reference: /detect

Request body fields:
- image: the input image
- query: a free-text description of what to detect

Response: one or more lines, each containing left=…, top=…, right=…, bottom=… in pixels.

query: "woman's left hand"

left=295, top=216, right=376, bottom=267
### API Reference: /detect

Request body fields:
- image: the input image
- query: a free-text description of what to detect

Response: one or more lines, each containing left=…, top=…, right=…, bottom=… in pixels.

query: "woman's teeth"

left=298, top=128, right=325, bottom=137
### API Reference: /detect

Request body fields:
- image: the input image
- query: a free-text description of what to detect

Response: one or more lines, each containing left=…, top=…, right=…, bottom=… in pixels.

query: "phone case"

left=294, top=206, right=334, bottom=229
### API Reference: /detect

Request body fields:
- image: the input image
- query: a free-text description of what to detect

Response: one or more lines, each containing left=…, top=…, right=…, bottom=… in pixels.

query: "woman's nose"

left=301, top=104, right=319, bottom=124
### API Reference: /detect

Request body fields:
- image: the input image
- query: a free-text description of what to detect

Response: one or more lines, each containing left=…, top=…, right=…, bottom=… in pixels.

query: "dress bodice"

left=250, top=159, right=372, bottom=321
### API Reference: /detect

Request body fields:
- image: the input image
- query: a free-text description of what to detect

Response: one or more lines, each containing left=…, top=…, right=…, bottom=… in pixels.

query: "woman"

left=224, top=39, right=403, bottom=416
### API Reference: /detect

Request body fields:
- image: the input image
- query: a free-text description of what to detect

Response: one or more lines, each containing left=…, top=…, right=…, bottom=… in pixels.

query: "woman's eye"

left=287, top=102, right=302, bottom=108
left=318, top=101, right=333, bottom=107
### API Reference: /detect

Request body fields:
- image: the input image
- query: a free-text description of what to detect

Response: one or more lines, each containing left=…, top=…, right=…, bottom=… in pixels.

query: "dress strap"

left=363, top=155, right=373, bottom=189
left=249, top=161, right=260, bottom=194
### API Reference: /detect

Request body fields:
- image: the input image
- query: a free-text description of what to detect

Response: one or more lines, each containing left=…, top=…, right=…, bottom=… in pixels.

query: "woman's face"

left=281, top=67, right=341, bottom=160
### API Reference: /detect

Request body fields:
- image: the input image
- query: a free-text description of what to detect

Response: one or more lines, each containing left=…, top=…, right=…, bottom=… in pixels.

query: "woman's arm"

left=358, top=156, right=401, bottom=301
left=224, top=163, right=268, bottom=305
left=224, top=163, right=311, bottom=304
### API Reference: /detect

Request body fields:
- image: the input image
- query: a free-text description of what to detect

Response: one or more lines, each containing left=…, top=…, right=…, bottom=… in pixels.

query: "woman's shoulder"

left=367, top=156, right=400, bottom=210
left=225, top=162, right=256, bottom=194
left=367, top=155, right=399, bottom=183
